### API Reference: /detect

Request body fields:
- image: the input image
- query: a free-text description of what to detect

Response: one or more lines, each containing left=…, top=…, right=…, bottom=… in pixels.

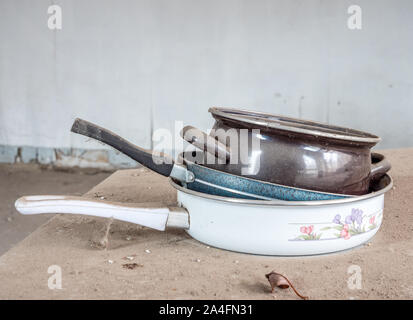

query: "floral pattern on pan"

left=295, top=225, right=322, bottom=240
left=290, top=209, right=382, bottom=241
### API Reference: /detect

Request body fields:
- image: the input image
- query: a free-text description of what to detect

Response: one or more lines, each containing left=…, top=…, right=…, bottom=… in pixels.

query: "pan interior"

left=170, top=174, right=392, bottom=207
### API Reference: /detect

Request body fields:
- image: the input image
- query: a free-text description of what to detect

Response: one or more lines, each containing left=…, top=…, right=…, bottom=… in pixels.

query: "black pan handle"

left=71, top=118, right=174, bottom=177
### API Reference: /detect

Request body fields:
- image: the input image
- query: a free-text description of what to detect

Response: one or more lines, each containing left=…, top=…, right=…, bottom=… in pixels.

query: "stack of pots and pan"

left=15, top=107, right=393, bottom=255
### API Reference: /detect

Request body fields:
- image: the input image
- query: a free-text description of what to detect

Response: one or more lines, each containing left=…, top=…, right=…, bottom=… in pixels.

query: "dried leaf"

left=265, top=271, right=308, bottom=300
left=122, top=263, right=144, bottom=270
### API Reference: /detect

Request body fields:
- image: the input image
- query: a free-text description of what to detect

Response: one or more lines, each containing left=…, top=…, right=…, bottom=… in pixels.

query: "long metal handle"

left=15, top=195, right=189, bottom=231
left=71, top=118, right=174, bottom=177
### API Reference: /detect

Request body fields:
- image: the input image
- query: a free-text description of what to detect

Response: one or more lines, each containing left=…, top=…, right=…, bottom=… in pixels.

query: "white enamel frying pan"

left=15, top=176, right=392, bottom=256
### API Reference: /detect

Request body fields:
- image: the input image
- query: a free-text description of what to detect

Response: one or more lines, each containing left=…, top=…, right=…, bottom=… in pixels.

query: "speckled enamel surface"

left=186, top=162, right=348, bottom=201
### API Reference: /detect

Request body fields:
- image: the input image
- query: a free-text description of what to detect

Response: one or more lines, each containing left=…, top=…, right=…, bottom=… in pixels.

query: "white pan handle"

left=15, top=195, right=189, bottom=231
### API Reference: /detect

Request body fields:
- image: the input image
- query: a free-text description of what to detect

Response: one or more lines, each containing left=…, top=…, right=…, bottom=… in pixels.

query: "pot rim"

left=209, top=107, right=381, bottom=145
left=169, top=174, right=393, bottom=207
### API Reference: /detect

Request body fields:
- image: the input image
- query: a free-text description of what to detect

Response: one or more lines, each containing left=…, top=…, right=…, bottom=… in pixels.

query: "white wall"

left=0, top=0, right=412, bottom=157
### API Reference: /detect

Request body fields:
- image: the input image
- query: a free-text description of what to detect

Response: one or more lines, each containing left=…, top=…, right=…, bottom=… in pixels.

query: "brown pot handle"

left=180, top=125, right=231, bottom=163
left=370, top=152, right=391, bottom=181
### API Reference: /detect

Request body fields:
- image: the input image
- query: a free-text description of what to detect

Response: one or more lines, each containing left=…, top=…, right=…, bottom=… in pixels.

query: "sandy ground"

left=0, top=149, right=412, bottom=299
left=0, top=164, right=111, bottom=255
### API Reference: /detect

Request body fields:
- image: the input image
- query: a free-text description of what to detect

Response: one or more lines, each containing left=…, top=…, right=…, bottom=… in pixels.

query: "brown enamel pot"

left=182, top=107, right=391, bottom=196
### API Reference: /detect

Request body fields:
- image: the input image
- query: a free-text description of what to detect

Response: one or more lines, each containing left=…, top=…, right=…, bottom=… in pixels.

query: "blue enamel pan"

left=71, top=118, right=350, bottom=201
